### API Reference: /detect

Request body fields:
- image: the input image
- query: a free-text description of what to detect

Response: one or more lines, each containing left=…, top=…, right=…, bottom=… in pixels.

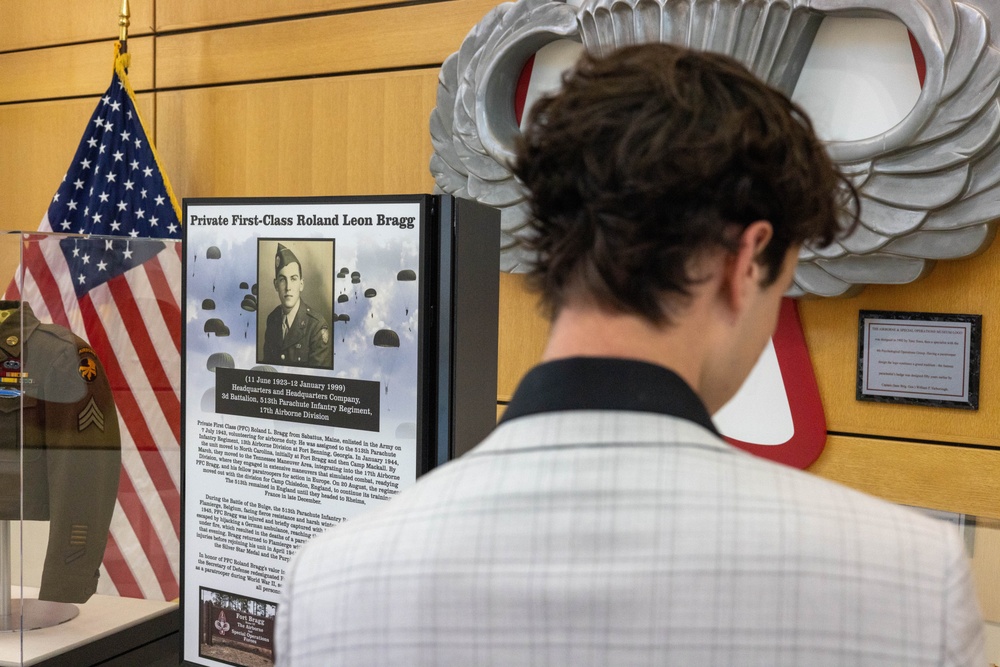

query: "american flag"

left=8, top=44, right=181, bottom=600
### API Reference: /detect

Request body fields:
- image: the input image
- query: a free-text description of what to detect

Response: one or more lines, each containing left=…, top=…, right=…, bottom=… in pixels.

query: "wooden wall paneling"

left=0, top=98, right=98, bottom=231
left=156, top=0, right=404, bottom=31
left=799, top=239, right=1000, bottom=448
left=497, top=273, right=548, bottom=400
left=155, top=0, right=501, bottom=89
left=154, top=70, right=439, bottom=201
left=0, top=37, right=154, bottom=103
left=808, top=435, right=1000, bottom=519
left=0, top=0, right=153, bottom=52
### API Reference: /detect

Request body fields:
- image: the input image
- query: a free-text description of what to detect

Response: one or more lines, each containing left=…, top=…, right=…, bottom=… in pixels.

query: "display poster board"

left=181, top=196, right=433, bottom=667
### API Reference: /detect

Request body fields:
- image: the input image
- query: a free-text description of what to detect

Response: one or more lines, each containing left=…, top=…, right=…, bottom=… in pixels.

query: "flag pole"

left=118, top=0, right=130, bottom=53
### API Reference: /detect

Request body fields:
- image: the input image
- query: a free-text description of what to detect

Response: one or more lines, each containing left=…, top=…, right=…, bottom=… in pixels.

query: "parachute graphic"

left=394, top=268, right=418, bottom=321
left=241, top=295, right=257, bottom=312
left=207, top=352, right=234, bottom=372
left=204, top=318, right=230, bottom=337
left=204, top=246, right=222, bottom=292
left=373, top=328, right=401, bottom=396
left=373, top=329, right=399, bottom=348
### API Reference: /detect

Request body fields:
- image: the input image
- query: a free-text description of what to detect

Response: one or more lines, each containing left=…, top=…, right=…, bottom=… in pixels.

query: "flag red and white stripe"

left=8, top=43, right=182, bottom=600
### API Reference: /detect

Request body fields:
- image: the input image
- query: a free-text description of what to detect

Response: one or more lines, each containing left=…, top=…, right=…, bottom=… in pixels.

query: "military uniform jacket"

left=0, top=301, right=121, bottom=603
left=262, top=300, right=331, bottom=368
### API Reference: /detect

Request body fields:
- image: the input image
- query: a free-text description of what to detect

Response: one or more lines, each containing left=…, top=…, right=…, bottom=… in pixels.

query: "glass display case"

left=1, top=232, right=179, bottom=666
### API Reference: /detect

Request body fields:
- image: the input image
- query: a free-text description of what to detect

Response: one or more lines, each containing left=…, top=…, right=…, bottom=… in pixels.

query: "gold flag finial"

left=118, top=0, right=131, bottom=47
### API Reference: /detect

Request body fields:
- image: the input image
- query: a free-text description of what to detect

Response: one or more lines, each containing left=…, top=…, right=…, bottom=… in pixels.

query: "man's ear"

left=723, top=220, right=773, bottom=317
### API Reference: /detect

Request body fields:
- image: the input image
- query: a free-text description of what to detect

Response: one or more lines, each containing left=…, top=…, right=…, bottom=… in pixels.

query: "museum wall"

left=1, top=0, right=997, bottom=630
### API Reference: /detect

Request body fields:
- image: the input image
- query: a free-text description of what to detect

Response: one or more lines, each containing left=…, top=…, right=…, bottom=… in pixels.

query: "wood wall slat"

left=497, top=273, right=548, bottom=399
left=799, top=239, right=999, bottom=448
left=808, top=434, right=1000, bottom=519
left=0, top=0, right=153, bottom=52
left=0, top=37, right=154, bottom=103
left=155, top=0, right=499, bottom=89
left=156, top=0, right=401, bottom=31
left=154, top=71, right=439, bottom=201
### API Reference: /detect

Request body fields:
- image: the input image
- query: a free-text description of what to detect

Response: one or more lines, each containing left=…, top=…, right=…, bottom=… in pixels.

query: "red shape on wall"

left=724, top=298, right=828, bottom=469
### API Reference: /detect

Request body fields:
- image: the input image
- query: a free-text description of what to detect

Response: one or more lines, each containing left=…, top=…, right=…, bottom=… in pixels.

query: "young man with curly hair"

left=277, top=44, right=984, bottom=666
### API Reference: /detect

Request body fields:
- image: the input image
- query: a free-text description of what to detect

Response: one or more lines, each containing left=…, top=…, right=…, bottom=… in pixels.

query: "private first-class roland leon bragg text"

left=188, top=213, right=416, bottom=228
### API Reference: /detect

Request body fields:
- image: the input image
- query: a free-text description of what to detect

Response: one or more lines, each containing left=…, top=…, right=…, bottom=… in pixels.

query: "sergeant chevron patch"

left=78, top=397, right=105, bottom=432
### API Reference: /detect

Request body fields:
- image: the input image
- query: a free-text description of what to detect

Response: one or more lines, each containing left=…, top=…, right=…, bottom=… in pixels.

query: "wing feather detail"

left=431, top=0, right=1000, bottom=294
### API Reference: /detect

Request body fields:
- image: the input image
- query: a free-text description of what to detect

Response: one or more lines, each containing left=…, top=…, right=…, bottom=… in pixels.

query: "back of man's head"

left=513, top=43, right=857, bottom=323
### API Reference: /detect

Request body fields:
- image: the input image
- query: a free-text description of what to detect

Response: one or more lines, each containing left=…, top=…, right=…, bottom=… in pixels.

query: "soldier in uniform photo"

left=261, top=243, right=332, bottom=369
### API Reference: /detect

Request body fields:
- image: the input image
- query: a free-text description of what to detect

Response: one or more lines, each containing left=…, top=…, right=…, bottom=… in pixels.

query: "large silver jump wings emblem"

left=430, top=0, right=1000, bottom=297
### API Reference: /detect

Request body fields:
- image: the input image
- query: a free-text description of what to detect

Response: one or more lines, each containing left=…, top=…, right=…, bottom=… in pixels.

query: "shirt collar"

left=499, top=357, right=719, bottom=436
left=283, top=300, right=301, bottom=326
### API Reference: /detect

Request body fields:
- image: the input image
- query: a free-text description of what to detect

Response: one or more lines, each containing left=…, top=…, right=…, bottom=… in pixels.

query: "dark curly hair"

left=513, top=43, right=858, bottom=323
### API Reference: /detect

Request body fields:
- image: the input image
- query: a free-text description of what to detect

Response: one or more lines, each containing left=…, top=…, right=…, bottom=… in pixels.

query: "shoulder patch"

left=320, top=328, right=330, bottom=345
left=79, top=352, right=99, bottom=382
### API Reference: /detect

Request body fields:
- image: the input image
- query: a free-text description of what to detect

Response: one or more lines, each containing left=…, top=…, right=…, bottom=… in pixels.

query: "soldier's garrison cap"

left=275, top=243, right=301, bottom=277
